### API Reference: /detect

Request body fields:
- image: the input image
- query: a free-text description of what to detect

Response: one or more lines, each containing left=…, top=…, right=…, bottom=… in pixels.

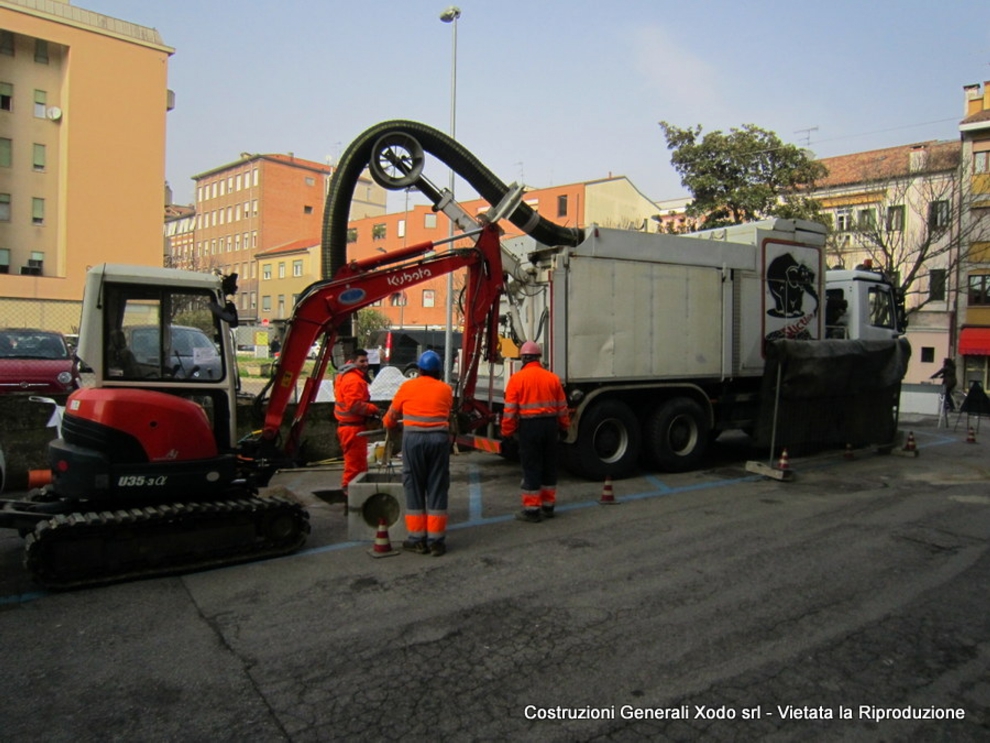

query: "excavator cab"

left=51, top=264, right=242, bottom=502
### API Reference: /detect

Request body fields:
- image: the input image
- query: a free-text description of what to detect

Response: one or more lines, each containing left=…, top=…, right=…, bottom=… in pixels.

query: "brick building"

left=173, top=153, right=386, bottom=323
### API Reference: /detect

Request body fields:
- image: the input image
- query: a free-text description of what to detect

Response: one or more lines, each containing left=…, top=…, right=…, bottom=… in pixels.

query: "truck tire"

left=564, top=399, right=641, bottom=480
left=643, top=397, right=710, bottom=472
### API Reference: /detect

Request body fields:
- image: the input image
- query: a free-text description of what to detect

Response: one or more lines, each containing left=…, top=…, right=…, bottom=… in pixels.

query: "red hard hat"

left=520, top=341, right=542, bottom=356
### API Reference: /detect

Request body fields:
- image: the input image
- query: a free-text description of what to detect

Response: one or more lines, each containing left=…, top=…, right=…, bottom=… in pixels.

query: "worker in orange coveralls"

left=501, top=341, right=571, bottom=523
left=334, top=348, right=378, bottom=495
left=382, top=350, right=453, bottom=557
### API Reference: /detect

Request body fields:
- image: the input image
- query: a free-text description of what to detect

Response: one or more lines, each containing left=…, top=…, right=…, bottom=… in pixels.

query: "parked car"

left=123, top=325, right=224, bottom=381
left=370, top=328, right=462, bottom=377
left=0, top=328, right=81, bottom=394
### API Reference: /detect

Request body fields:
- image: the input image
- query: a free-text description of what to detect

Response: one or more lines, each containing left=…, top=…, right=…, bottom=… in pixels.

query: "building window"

left=250, top=292, right=256, bottom=309
left=929, top=269, right=946, bottom=302
left=397, top=219, right=406, bottom=239
left=886, top=205, right=905, bottom=231
left=347, top=228, right=358, bottom=243
left=33, top=89, right=46, bottom=118
left=305, top=177, right=315, bottom=186
left=424, top=213, right=437, bottom=229
left=303, top=205, right=313, bottom=214
left=422, top=289, right=436, bottom=308
left=262, top=295, right=271, bottom=311
left=968, top=274, right=990, bottom=306
left=920, top=347, right=935, bottom=364
left=0, top=30, right=13, bottom=56
left=557, top=195, right=568, bottom=218
left=836, top=208, right=853, bottom=232
left=928, top=200, right=949, bottom=229
left=32, top=143, right=45, bottom=171
left=0, top=138, right=10, bottom=168
left=857, top=208, right=876, bottom=230
left=0, top=82, right=12, bottom=111
left=262, top=265, right=271, bottom=280
left=372, top=223, right=387, bottom=240
left=34, top=39, right=48, bottom=64
left=278, top=262, right=285, bottom=279
left=235, top=174, right=242, bottom=191
left=975, top=152, right=989, bottom=174
left=23, top=250, right=43, bottom=275
left=0, top=193, right=9, bottom=221
left=277, top=295, right=285, bottom=317
left=0, top=248, right=9, bottom=274
left=292, top=259, right=303, bottom=277
left=32, top=197, right=44, bottom=225
left=389, top=292, right=406, bottom=307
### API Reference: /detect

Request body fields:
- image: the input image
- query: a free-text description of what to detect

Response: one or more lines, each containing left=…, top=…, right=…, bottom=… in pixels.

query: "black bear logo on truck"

left=766, top=252, right=818, bottom=319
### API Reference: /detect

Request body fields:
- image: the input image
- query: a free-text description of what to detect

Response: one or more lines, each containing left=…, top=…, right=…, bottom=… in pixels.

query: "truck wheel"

left=564, top=399, right=641, bottom=480
left=643, top=397, right=710, bottom=472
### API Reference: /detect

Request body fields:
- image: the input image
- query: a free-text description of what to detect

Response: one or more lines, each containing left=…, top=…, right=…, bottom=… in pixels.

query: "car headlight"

left=57, top=371, right=73, bottom=385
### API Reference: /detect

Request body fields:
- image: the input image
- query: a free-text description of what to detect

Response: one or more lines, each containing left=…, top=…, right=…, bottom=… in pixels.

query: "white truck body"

left=497, top=219, right=905, bottom=479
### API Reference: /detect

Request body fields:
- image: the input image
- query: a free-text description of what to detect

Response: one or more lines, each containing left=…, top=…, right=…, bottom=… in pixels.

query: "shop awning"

left=959, top=327, right=990, bottom=356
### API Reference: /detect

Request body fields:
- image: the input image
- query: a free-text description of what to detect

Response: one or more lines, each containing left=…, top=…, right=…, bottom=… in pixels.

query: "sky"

left=77, top=0, right=990, bottom=211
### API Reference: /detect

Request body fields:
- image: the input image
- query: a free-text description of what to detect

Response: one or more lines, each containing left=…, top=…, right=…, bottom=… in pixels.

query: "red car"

left=0, top=328, right=81, bottom=395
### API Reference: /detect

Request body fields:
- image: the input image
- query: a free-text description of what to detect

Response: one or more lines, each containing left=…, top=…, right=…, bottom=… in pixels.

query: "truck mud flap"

left=754, top=338, right=911, bottom=450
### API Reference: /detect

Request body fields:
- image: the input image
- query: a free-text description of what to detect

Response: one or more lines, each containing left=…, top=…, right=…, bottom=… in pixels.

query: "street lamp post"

left=440, top=5, right=460, bottom=384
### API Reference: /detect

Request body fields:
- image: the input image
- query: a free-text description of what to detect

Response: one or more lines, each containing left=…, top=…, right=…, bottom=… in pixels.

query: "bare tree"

left=822, top=143, right=990, bottom=318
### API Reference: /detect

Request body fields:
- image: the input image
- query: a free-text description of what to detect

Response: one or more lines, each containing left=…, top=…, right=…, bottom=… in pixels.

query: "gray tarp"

left=753, top=338, right=911, bottom=449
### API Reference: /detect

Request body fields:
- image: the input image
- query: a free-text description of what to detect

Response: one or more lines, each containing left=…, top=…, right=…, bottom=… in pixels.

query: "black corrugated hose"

left=320, top=119, right=583, bottom=280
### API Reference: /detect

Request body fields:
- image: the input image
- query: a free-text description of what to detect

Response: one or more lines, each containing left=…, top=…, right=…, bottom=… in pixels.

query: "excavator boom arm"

left=263, top=223, right=505, bottom=457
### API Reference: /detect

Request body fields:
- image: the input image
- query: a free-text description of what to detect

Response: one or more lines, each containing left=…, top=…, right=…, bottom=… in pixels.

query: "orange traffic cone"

left=967, top=427, right=977, bottom=444
left=904, top=431, right=917, bottom=452
left=843, top=444, right=855, bottom=460
left=368, top=518, right=399, bottom=558
left=27, top=469, right=53, bottom=489
left=599, top=475, right=618, bottom=505
left=777, top=448, right=790, bottom=471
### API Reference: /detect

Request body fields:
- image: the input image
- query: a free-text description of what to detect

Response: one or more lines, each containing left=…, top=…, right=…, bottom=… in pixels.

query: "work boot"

left=541, top=505, right=555, bottom=519
left=515, top=508, right=543, bottom=524
left=429, top=540, right=447, bottom=557
left=402, top=538, right=429, bottom=555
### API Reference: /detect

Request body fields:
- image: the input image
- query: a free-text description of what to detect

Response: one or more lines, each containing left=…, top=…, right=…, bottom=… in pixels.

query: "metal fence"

left=0, top=298, right=83, bottom=338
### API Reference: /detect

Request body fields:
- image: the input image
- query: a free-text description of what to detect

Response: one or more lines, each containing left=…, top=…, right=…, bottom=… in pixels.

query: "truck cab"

left=825, top=268, right=905, bottom=341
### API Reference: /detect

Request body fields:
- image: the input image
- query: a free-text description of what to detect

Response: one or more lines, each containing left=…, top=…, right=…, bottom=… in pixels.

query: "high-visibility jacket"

left=334, top=365, right=377, bottom=425
left=383, top=375, right=453, bottom=432
left=501, top=360, right=570, bottom=437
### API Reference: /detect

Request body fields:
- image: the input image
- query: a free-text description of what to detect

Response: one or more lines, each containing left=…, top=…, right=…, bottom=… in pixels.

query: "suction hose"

left=321, top=119, right=584, bottom=279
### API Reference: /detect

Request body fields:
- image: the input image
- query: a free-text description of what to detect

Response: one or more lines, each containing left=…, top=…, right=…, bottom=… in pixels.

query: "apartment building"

left=181, top=153, right=386, bottom=322
left=815, top=140, right=961, bottom=384
left=255, top=238, right=319, bottom=323
left=957, top=81, right=990, bottom=388
left=0, top=0, right=172, bottom=331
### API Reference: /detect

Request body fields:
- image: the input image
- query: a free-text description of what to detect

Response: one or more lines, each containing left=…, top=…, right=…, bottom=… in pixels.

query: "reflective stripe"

left=405, top=511, right=427, bottom=538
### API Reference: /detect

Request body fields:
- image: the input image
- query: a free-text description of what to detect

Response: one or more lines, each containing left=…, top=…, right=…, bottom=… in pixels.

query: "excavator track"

left=23, top=494, right=310, bottom=590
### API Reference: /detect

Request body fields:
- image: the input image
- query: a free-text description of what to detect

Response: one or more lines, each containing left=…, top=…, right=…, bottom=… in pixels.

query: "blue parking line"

left=0, top=591, right=48, bottom=605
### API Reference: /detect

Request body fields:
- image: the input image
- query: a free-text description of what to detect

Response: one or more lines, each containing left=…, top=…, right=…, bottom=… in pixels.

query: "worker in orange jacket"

left=334, top=348, right=379, bottom=494
left=383, top=350, right=453, bottom=556
left=501, top=341, right=571, bottom=522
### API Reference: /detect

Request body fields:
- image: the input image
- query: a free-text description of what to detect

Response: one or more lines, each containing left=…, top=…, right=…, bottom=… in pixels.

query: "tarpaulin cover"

left=753, top=338, right=911, bottom=449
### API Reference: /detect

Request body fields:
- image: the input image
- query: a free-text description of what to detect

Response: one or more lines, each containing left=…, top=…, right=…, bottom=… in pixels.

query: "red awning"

left=959, top=327, right=990, bottom=356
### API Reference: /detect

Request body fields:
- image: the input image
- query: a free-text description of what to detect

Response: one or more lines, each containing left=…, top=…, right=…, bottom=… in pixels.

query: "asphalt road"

left=1, top=417, right=989, bottom=741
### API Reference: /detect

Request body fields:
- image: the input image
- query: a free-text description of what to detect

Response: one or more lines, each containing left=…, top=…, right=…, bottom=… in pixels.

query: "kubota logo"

left=387, top=268, right=432, bottom=287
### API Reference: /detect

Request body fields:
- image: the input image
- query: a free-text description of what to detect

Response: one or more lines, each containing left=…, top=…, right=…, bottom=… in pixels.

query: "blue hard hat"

left=417, top=350, right=441, bottom=372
